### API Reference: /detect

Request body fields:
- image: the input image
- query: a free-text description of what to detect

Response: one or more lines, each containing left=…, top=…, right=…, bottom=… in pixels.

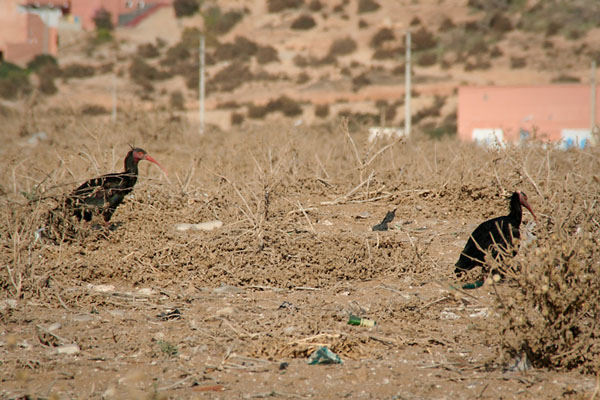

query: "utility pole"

left=591, top=60, right=597, bottom=134
left=404, top=31, right=411, bottom=137
left=199, top=34, right=205, bottom=134
left=111, top=71, right=117, bottom=122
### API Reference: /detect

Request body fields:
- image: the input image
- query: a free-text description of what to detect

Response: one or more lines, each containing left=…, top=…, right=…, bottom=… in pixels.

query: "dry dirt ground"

left=1, top=109, right=599, bottom=399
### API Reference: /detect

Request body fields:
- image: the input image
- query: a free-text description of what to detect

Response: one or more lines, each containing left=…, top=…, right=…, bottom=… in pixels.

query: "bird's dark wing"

left=455, top=216, right=519, bottom=274
left=381, top=210, right=396, bottom=225
left=67, top=173, right=135, bottom=221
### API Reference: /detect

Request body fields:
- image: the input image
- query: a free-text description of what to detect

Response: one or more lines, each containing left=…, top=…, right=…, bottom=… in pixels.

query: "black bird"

left=65, top=148, right=166, bottom=223
left=455, top=191, right=536, bottom=276
left=372, top=208, right=397, bottom=231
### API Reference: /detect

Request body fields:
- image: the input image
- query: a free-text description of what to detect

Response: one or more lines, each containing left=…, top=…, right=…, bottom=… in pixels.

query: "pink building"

left=69, top=0, right=172, bottom=31
left=458, top=85, right=599, bottom=148
left=0, top=0, right=172, bottom=65
left=0, top=0, right=61, bottom=65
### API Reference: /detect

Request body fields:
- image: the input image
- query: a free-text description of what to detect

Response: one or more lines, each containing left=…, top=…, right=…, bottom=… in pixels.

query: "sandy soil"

left=0, top=108, right=599, bottom=398
left=2, top=1, right=600, bottom=398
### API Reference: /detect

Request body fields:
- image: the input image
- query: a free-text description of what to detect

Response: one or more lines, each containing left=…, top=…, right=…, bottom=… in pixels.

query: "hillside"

left=5, top=0, right=600, bottom=132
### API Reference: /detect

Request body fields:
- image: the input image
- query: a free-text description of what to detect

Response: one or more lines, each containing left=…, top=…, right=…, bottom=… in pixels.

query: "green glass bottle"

left=348, top=315, right=376, bottom=327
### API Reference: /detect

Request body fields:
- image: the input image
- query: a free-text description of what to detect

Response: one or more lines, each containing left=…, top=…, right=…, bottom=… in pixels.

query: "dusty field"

left=1, top=108, right=599, bottom=399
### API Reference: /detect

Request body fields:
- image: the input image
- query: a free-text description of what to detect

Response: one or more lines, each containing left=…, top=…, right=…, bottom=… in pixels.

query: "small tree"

left=93, top=8, right=113, bottom=31
left=174, top=0, right=200, bottom=17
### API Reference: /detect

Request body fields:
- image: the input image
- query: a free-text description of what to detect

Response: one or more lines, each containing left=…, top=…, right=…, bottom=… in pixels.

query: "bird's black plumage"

left=65, top=148, right=165, bottom=223
left=455, top=191, right=535, bottom=276
left=372, top=208, right=397, bottom=231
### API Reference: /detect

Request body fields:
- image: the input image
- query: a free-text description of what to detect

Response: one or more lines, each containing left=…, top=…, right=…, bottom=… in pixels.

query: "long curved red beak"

left=521, top=198, right=536, bottom=221
left=144, top=154, right=168, bottom=177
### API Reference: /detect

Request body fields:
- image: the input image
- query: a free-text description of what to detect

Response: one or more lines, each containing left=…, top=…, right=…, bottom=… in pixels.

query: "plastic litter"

left=348, top=315, right=376, bottom=327
left=307, top=346, right=342, bottom=365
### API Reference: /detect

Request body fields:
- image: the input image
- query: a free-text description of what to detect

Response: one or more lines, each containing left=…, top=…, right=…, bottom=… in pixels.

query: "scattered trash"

left=0, top=299, right=18, bottom=311
left=216, top=307, right=235, bottom=316
left=213, top=284, right=243, bottom=294
left=175, top=220, right=223, bottom=232
left=279, top=362, right=289, bottom=370
left=462, top=280, right=484, bottom=290
left=57, top=343, right=80, bottom=355
left=468, top=308, right=489, bottom=318
left=372, top=208, right=397, bottom=231
left=440, top=310, right=460, bottom=320
left=307, top=346, right=343, bottom=365
left=523, top=220, right=537, bottom=246
left=278, top=301, right=297, bottom=311
left=46, top=322, right=61, bottom=332
left=89, top=284, right=115, bottom=293
left=508, top=352, right=532, bottom=372
left=34, top=227, right=45, bottom=242
left=26, top=131, right=48, bottom=146
left=192, top=384, right=225, bottom=392
left=321, top=220, right=333, bottom=226
left=356, top=211, right=371, bottom=219
left=137, top=288, right=155, bottom=296
left=157, top=308, right=182, bottom=321
left=348, top=315, right=376, bottom=327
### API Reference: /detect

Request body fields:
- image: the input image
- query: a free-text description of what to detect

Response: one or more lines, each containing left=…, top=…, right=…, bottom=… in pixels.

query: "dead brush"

left=0, top=201, right=47, bottom=299
left=489, top=192, right=600, bottom=373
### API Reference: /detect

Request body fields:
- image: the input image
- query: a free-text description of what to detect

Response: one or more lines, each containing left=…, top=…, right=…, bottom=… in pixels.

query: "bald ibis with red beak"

left=455, top=191, right=536, bottom=276
left=66, top=148, right=166, bottom=223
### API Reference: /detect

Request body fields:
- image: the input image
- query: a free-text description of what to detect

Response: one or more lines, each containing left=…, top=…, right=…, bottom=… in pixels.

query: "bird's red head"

left=517, top=191, right=536, bottom=220
left=131, top=148, right=168, bottom=176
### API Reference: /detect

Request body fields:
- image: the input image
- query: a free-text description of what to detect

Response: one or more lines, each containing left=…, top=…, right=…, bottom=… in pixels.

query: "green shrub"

left=417, top=52, right=437, bottom=67
left=137, top=43, right=160, bottom=59
left=173, top=0, right=200, bottom=17
left=93, top=8, right=113, bottom=31
left=352, top=72, right=370, bottom=91
left=315, top=104, right=329, bottom=118
left=370, top=28, right=395, bottom=48
left=38, top=65, right=58, bottom=95
left=95, top=28, right=112, bottom=44
left=0, top=62, right=31, bottom=99
left=247, top=103, right=268, bottom=119
left=162, top=43, right=191, bottom=66
left=231, top=112, right=244, bottom=125
left=490, top=45, right=503, bottom=58
left=357, top=0, right=380, bottom=13
left=411, top=27, right=437, bottom=51
left=291, top=15, right=316, bottom=30
left=208, top=63, right=253, bottom=92
left=267, top=95, right=302, bottom=117
left=551, top=74, right=580, bottom=83
left=81, top=104, right=108, bottom=115
left=203, top=7, right=244, bottom=35
left=214, top=36, right=258, bottom=62
left=170, top=90, right=185, bottom=110
left=308, top=0, right=322, bottom=11
left=129, top=58, right=167, bottom=87
left=439, top=17, right=455, bottom=32
left=327, top=37, right=357, bottom=57
left=372, top=46, right=403, bottom=60
left=61, top=63, right=95, bottom=80
left=296, top=72, right=309, bottom=84
left=27, top=54, right=57, bottom=71
left=489, top=12, right=513, bottom=33
left=256, top=45, right=279, bottom=64
left=267, top=0, right=304, bottom=12
left=410, top=17, right=421, bottom=26
left=510, top=56, right=526, bottom=69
